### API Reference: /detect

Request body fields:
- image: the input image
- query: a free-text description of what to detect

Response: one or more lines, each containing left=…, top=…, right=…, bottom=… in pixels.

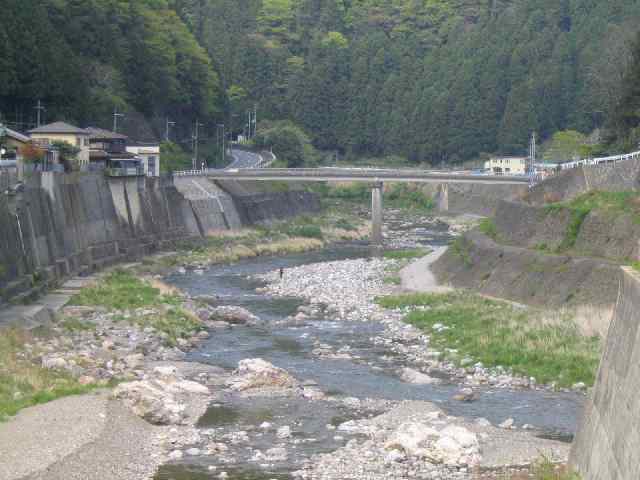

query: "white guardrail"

left=558, top=149, right=640, bottom=170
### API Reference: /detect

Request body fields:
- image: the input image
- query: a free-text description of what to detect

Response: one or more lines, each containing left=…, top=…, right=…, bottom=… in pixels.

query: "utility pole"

left=113, top=108, right=125, bottom=133
left=217, top=123, right=226, bottom=166
left=165, top=118, right=176, bottom=142
left=253, top=104, right=257, bottom=138
left=529, top=131, right=537, bottom=177
left=34, top=100, right=46, bottom=128
left=192, top=120, right=204, bottom=170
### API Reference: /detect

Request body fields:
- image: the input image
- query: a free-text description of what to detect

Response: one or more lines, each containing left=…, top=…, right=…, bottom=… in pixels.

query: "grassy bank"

left=0, top=328, right=96, bottom=421
left=137, top=210, right=369, bottom=274
left=70, top=270, right=203, bottom=346
left=0, top=269, right=210, bottom=421
left=376, top=291, right=600, bottom=387
left=543, top=190, right=640, bottom=251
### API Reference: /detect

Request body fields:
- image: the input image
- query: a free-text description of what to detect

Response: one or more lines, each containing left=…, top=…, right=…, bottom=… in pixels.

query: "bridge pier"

left=371, top=182, right=384, bottom=245
left=438, top=184, right=449, bottom=212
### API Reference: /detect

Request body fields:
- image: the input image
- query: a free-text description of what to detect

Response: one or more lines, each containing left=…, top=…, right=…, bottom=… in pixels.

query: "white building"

left=126, top=145, right=160, bottom=177
left=484, top=156, right=528, bottom=175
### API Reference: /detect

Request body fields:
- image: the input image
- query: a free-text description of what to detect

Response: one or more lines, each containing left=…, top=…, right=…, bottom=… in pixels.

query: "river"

left=155, top=221, right=583, bottom=480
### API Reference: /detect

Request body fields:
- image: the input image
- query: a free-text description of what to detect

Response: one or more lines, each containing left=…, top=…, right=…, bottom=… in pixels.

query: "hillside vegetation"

left=174, top=0, right=640, bottom=162
left=2, top=1, right=640, bottom=164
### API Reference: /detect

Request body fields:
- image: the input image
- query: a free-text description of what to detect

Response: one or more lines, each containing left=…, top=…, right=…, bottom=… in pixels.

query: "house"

left=1, top=125, right=29, bottom=165
left=86, top=127, right=142, bottom=175
left=28, top=121, right=90, bottom=166
left=126, top=145, right=160, bottom=177
left=484, top=156, right=528, bottom=176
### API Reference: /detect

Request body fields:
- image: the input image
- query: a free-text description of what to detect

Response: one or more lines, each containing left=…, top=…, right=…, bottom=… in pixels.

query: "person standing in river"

left=279, top=267, right=285, bottom=280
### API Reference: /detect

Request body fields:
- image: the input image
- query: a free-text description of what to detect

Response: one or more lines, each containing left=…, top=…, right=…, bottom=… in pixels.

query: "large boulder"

left=384, top=422, right=481, bottom=467
left=432, top=425, right=481, bottom=466
left=226, top=358, right=298, bottom=391
left=113, top=380, right=186, bottom=425
left=400, top=367, right=440, bottom=385
left=384, top=422, right=440, bottom=457
left=208, top=306, right=260, bottom=325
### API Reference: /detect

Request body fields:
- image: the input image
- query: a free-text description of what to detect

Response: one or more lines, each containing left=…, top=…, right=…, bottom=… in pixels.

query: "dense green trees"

left=0, top=0, right=223, bottom=144
left=186, top=0, right=640, bottom=164
left=1, top=0, right=639, bottom=165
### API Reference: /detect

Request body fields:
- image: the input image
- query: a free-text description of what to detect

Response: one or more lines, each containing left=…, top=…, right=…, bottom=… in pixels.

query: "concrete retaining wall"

left=492, top=200, right=640, bottom=261
left=234, top=191, right=321, bottom=224
left=431, top=231, right=621, bottom=327
left=420, top=183, right=527, bottom=216
left=570, top=267, right=640, bottom=480
left=0, top=172, right=321, bottom=304
left=527, top=158, right=640, bottom=205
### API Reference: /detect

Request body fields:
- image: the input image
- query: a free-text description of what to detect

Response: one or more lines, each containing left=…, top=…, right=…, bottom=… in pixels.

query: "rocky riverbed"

left=2, top=211, right=581, bottom=480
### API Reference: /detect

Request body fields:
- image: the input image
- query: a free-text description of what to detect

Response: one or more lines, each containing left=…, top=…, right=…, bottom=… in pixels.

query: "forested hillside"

left=173, top=0, right=640, bottom=163
left=1, top=0, right=639, bottom=164
left=0, top=0, right=223, bottom=143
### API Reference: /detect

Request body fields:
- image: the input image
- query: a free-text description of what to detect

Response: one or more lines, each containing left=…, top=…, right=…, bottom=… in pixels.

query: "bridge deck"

left=174, top=167, right=530, bottom=185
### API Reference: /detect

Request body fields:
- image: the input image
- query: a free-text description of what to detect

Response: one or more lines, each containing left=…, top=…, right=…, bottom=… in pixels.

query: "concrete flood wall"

left=431, top=231, right=620, bottom=336
left=0, top=173, right=200, bottom=303
left=527, top=158, right=640, bottom=205
left=234, top=191, right=321, bottom=224
left=419, top=183, right=527, bottom=216
left=571, top=267, right=640, bottom=480
left=492, top=200, right=640, bottom=262
left=0, top=173, right=322, bottom=304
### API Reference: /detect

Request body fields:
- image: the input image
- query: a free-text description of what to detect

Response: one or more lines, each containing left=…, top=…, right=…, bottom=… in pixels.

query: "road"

left=227, top=149, right=264, bottom=169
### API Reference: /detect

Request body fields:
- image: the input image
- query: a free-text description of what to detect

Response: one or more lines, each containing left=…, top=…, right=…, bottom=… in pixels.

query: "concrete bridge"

left=174, top=166, right=529, bottom=244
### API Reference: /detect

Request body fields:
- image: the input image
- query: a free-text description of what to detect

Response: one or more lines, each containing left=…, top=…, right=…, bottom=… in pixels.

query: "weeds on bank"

left=543, top=190, right=640, bottom=251
left=528, top=457, right=581, bottom=480
left=0, top=328, right=96, bottom=421
left=71, top=270, right=181, bottom=310
left=376, top=291, right=600, bottom=387
left=383, top=248, right=430, bottom=260
left=70, top=270, right=201, bottom=345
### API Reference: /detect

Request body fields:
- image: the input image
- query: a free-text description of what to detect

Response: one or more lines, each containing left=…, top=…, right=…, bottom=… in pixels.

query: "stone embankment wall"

left=492, top=200, right=640, bottom=261
left=570, top=267, right=640, bottom=480
left=526, top=157, right=640, bottom=205
left=431, top=231, right=619, bottom=335
left=0, top=173, right=320, bottom=304
left=420, top=183, right=527, bottom=216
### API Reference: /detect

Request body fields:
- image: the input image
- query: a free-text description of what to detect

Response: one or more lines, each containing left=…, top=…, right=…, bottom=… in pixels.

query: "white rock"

left=185, top=448, right=201, bottom=456
left=499, top=418, right=515, bottom=429
left=113, top=380, right=186, bottom=425
left=400, top=367, right=440, bottom=385
left=277, top=426, right=292, bottom=438
left=209, top=306, right=260, bottom=325
left=384, top=422, right=440, bottom=456
left=227, top=359, right=298, bottom=391
left=168, top=450, right=183, bottom=460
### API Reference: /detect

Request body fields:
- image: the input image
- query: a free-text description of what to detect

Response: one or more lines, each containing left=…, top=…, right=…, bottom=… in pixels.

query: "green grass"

left=0, top=328, right=98, bottom=421
left=529, top=457, right=581, bottom=480
left=70, top=270, right=202, bottom=345
left=70, top=270, right=181, bottom=310
left=478, top=218, right=498, bottom=240
left=383, top=275, right=402, bottom=285
left=334, top=218, right=357, bottom=231
left=632, top=261, right=640, bottom=272
left=544, top=191, right=640, bottom=251
left=375, top=291, right=600, bottom=387
left=386, top=184, right=435, bottom=211
left=451, top=237, right=473, bottom=266
left=383, top=248, right=430, bottom=260
left=280, top=224, right=324, bottom=239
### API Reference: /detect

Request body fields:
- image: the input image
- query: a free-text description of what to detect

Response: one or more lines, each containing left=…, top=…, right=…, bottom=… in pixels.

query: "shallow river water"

left=156, top=236, right=584, bottom=479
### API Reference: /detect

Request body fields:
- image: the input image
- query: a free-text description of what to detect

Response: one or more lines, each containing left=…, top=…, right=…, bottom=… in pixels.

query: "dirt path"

left=399, top=247, right=452, bottom=293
